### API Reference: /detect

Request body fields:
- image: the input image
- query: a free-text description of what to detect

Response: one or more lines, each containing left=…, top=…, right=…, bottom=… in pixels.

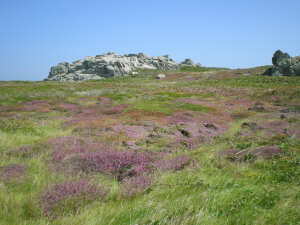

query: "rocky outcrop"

left=264, top=50, right=300, bottom=76
left=179, top=58, right=195, bottom=67
left=179, top=58, right=201, bottom=67
left=45, top=52, right=179, bottom=81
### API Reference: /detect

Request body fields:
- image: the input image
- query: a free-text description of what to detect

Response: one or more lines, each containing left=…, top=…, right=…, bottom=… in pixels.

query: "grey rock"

left=138, top=53, right=148, bottom=58
left=265, top=50, right=300, bottom=76
left=46, top=52, right=179, bottom=81
left=156, top=74, right=166, bottom=79
left=179, top=58, right=195, bottom=67
left=293, top=62, right=300, bottom=76
left=49, top=62, right=69, bottom=78
left=272, top=50, right=290, bottom=66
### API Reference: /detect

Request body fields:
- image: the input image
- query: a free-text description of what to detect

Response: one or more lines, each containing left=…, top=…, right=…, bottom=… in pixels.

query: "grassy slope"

left=0, top=68, right=299, bottom=225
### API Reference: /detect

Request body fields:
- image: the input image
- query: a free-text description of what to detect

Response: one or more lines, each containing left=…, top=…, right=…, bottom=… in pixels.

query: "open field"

left=0, top=67, right=300, bottom=225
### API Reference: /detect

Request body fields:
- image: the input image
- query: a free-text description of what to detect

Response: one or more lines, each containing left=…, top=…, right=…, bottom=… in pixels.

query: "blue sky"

left=0, top=0, right=300, bottom=81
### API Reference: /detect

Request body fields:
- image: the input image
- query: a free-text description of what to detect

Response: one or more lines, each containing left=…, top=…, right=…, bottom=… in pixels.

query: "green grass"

left=177, top=102, right=215, bottom=112
left=0, top=69, right=299, bottom=225
left=154, top=91, right=217, bottom=99
left=130, top=95, right=174, bottom=115
left=180, top=66, right=230, bottom=72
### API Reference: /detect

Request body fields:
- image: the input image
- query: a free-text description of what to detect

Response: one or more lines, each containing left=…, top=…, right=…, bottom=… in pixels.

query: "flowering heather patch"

left=54, top=103, right=82, bottom=113
left=62, top=105, right=103, bottom=127
left=96, top=97, right=113, bottom=107
left=121, top=109, right=168, bottom=124
left=0, top=164, right=27, bottom=181
left=226, top=98, right=254, bottom=110
left=52, top=148, right=87, bottom=163
left=261, top=120, right=291, bottom=138
left=15, top=100, right=51, bottom=112
left=9, top=145, right=36, bottom=158
left=64, top=115, right=102, bottom=127
left=156, top=155, right=192, bottom=171
left=47, top=136, right=105, bottom=163
left=112, top=124, right=152, bottom=139
left=80, top=107, right=102, bottom=116
left=166, top=111, right=229, bottom=146
left=120, top=175, right=152, bottom=197
left=102, top=104, right=127, bottom=115
left=239, top=118, right=300, bottom=139
left=47, top=136, right=81, bottom=148
left=40, top=180, right=108, bottom=217
left=168, top=112, right=197, bottom=124
left=72, top=150, right=155, bottom=181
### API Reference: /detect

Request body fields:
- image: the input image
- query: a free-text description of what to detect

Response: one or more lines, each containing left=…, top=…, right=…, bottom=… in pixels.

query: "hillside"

left=0, top=67, right=300, bottom=225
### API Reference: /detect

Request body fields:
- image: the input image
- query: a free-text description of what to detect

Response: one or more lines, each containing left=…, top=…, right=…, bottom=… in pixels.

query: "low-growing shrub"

left=40, top=180, right=108, bottom=217
left=0, top=164, right=27, bottom=181
left=48, top=136, right=102, bottom=162
left=102, top=104, right=127, bottom=115
left=9, top=145, right=36, bottom=158
left=72, top=150, right=155, bottom=181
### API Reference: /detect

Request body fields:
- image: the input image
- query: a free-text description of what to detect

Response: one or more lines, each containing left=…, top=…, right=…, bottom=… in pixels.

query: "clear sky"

left=0, top=0, right=300, bottom=81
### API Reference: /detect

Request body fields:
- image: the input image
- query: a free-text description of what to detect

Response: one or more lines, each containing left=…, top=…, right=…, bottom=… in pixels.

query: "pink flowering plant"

left=40, top=179, right=108, bottom=217
left=72, top=150, right=155, bottom=181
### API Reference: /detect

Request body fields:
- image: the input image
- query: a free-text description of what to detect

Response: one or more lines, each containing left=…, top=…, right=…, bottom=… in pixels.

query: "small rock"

left=156, top=74, right=166, bottom=79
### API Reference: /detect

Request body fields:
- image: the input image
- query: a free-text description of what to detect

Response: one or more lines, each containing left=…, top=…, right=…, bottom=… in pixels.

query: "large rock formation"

left=45, top=52, right=179, bottom=81
left=179, top=58, right=202, bottom=67
left=264, top=50, right=300, bottom=76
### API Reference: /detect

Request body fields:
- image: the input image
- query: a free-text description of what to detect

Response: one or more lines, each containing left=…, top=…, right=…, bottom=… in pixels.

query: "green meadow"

left=0, top=67, right=299, bottom=225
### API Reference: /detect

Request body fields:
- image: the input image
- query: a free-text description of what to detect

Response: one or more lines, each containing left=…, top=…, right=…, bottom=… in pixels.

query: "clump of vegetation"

left=40, top=180, right=108, bottom=217
left=0, top=164, right=27, bottom=182
left=70, top=150, right=156, bottom=180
